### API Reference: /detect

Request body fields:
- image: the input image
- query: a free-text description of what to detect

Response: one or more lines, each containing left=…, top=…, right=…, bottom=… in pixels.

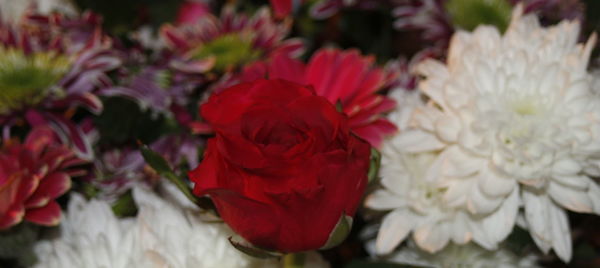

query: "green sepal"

left=228, top=237, right=283, bottom=259
left=320, top=214, right=353, bottom=250
left=368, top=148, right=381, bottom=184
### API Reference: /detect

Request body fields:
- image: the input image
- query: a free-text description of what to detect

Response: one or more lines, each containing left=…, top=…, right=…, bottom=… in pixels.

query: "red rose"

left=189, top=79, right=370, bottom=252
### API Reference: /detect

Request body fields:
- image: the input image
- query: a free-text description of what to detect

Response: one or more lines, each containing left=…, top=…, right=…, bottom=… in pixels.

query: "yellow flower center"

left=0, top=47, right=71, bottom=114
left=190, top=33, right=261, bottom=72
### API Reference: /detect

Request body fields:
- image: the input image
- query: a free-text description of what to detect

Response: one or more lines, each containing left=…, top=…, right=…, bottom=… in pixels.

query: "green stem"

left=283, top=253, right=306, bottom=268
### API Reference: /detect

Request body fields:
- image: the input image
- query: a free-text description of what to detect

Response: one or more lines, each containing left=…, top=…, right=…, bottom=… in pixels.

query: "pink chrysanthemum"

left=214, top=48, right=398, bottom=147
left=161, top=5, right=303, bottom=73
left=0, top=127, right=85, bottom=230
left=0, top=11, right=121, bottom=159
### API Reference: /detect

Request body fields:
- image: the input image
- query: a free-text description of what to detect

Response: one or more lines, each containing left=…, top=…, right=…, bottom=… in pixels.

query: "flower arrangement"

left=1, top=0, right=600, bottom=267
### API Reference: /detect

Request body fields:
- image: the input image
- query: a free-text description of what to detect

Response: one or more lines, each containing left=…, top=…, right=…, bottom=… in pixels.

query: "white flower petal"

left=435, top=115, right=461, bottom=143
left=552, top=158, right=581, bottom=176
left=468, top=185, right=503, bottom=215
left=366, top=190, right=407, bottom=210
left=477, top=168, right=517, bottom=198
left=413, top=222, right=450, bottom=253
left=552, top=174, right=590, bottom=190
left=548, top=181, right=593, bottom=213
left=441, top=146, right=483, bottom=178
left=550, top=202, right=572, bottom=262
left=375, top=209, right=414, bottom=255
left=392, top=129, right=446, bottom=153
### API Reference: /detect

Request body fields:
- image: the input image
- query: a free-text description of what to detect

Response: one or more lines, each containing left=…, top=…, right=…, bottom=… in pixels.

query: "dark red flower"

left=189, top=79, right=370, bottom=252
left=0, top=127, right=84, bottom=230
left=215, top=48, right=398, bottom=147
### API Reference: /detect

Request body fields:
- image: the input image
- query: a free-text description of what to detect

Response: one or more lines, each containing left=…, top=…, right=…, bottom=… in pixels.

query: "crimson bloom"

left=189, top=79, right=370, bottom=252
left=0, top=127, right=84, bottom=230
left=217, top=48, right=397, bottom=147
left=269, top=0, right=305, bottom=18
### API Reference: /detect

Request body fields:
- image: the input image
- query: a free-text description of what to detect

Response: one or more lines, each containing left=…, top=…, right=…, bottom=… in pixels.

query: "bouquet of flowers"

left=1, top=0, right=599, bottom=267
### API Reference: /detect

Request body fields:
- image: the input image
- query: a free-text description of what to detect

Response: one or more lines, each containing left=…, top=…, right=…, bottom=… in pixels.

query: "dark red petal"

left=267, top=52, right=306, bottom=84
left=23, top=127, right=55, bottom=154
left=25, top=172, right=71, bottom=209
left=270, top=0, right=292, bottom=18
left=351, top=119, right=398, bottom=148
left=24, top=201, right=61, bottom=226
left=0, top=204, right=25, bottom=230
left=160, top=24, right=191, bottom=51
left=207, top=189, right=283, bottom=251
left=0, top=175, right=21, bottom=214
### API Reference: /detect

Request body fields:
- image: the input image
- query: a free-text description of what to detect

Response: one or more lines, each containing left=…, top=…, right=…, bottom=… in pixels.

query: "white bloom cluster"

left=365, top=240, right=539, bottom=268
left=34, top=184, right=278, bottom=268
left=367, top=5, right=600, bottom=262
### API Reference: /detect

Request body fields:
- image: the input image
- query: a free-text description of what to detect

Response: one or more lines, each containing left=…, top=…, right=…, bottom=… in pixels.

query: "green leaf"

left=320, top=214, right=353, bottom=250
left=368, top=148, right=381, bottom=184
left=140, top=144, right=173, bottom=176
left=445, top=0, right=512, bottom=33
left=228, top=237, right=282, bottom=259
left=111, top=190, right=138, bottom=217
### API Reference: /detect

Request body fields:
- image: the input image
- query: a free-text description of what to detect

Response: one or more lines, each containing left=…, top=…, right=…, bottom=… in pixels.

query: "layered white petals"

left=366, top=240, right=540, bottom=268
left=34, top=184, right=279, bottom=268
left=373, top=5, right=600, bottom=262
left=367, top=90, right=504, bottom=254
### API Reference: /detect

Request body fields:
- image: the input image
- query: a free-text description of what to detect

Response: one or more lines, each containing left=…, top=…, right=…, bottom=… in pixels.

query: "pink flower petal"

left=25, top=201, right=61, bottom=226
left=25, top=172, right=71, bottom=209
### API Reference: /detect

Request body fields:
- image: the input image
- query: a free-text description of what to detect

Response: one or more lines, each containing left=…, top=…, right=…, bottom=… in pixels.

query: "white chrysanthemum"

left=365, top=240, right=539, bottom=268
left=0, top=0, right=77, bottom=22
left=366, top=89, right=519, bottom=255
left=386, top=5, right=600, bottom=262
left=34, top=184, right=278, bottom=268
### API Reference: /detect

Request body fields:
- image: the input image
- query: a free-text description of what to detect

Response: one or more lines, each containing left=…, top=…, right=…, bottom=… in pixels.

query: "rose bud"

left=189, top=79, right=371, bottom=253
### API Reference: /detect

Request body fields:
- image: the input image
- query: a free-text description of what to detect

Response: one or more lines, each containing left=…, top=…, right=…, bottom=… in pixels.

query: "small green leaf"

left=368, top=148, right=381, bottom=184
left=320, top=214, right=353, bottom=250
left=445, top=0, right=512, bottom=32
left=140, top=144, right=216, bottom=212
left=111, top=190, right=138, bottom=217
left=228, top=237, right=282, bottom=259
left=140, top=144, right=173, bottom=176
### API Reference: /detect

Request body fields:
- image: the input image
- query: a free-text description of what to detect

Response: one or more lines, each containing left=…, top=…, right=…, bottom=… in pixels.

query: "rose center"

left=0, top=47, right=71, bottom=114
left=190, top=33, right=260, bottom=72
left=254, top=122, right=306, bottom=149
